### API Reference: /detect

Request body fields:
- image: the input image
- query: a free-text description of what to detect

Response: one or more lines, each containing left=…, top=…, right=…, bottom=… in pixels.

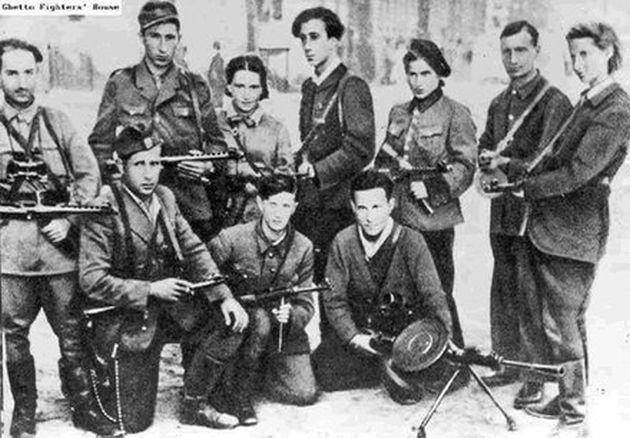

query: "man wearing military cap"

left=88, top=0, right=227, bottom=242
left=80, top=125, right=249, bottom=433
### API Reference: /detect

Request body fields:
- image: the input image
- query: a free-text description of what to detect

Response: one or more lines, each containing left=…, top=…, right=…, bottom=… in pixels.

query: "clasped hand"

left=271, top=302, right=291, bottom=325
left=478, top=149, right=510, bottom=171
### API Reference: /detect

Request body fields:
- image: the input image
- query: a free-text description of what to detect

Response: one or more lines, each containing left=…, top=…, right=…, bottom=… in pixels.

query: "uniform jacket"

left=298, top=64, right=375, bottom=210
left=523, top=83, right=630, bottom=263
left=88, top=60, right=226, bottom=221
left=324, top=222, right=452, bottom=344
left=478, top=73, right=572, bottom=235
left=209, top=220, right=314, bottom=355
left=219, top=104, right=294, bottom=175
left=79, top=184, right=232, bottom=349
left=378, top=93, right=477, bottom=231
left=0, top=104, right=99, bottom=275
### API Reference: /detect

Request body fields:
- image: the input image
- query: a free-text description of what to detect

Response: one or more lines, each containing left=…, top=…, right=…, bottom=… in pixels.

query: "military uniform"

left=88, top=60, right=226, bottom=240
left=0, top=101, right=101, bottom=435
left=80, top=183, right=240, bottom=433
left=376, top=89, right=477, bottom=347
left=478, top=72, right=572, bottom=365
left=209, top=220, right=318, bottom=406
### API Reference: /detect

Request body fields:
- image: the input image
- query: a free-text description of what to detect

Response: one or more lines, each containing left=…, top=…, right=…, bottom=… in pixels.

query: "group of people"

left=1, top=2, right=628, bottom=438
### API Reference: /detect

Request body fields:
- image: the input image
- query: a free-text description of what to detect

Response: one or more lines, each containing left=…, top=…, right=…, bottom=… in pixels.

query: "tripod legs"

left=414, top=365, right=517, bottom=438
left=468, top=365, right=517, bottom=431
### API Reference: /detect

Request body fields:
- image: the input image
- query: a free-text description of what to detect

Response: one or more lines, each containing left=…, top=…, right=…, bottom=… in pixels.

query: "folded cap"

left=114, top=125, right=161, bottom=160
left=138, top=1, right=179, bottom=32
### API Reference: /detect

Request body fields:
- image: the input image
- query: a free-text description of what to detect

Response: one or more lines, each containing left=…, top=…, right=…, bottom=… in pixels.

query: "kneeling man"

left=208, top=174, right=319, bottom=425
left=313, top=170, right=456, bottom=402
left=80, top=126, right=248, bottom=433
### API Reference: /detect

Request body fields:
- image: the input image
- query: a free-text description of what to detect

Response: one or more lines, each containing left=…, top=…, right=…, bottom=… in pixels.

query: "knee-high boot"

left=558, top=359, right=587, bottom=425
left=7, top=356, right=37, bottom=438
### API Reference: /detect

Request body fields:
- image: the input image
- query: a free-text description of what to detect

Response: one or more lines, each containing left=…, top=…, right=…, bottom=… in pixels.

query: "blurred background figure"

left=208, top=40, right=227, bottom=108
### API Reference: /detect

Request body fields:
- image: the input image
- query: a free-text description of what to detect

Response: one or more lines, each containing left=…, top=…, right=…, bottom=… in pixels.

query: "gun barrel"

left=501, top=359, right=565, bottom=378
left=189, top=276, right=226, bottom=291
left=160, top=152, right=241, bottom=164
left=239, top=283, right=331, bottom=304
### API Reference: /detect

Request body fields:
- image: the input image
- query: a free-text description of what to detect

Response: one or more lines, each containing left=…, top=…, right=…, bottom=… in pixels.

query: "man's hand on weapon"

left=149, top=278, right=192, bottom=302
left=221, top=297, right=249, bottom=333
left=40, top=218, right=71, bottom=243
left=478, top=149, right=510, bottom=172
left=176, top=151, right=215, bottom=181
left=409, top=181, right=429, bottom=200
left=271, top=301, right=291, bottom=325
left=297, top=159, right=316, bottom=178
left=349, top=333, right=380, bottom=356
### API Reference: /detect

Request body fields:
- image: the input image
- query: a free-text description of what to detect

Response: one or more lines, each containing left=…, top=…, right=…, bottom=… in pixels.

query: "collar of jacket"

left=1, top=98, right=39, bottom=124
left=585, top=79, right=618, bottom=107
left=254, top=219, right=293, bottom=257
left=508, top=69, right=543, bottom=100
left=135, top=59, right=180, bottom=101
left=308, top=63, right=348, bottom=92
left=407, top=87, right=444, bottom=114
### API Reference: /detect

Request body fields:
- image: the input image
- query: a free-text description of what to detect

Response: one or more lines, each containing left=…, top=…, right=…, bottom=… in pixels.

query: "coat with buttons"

left=79, top=184, right=233, bottom=349
left=478, top=74, right=572, bottom=235
left=377, top=94, right=477, bottom=231
left=0, top=105, right=100, bottom=275
left=208, top=220, right=314, bottom=355
left=88, top=61, right=226, bottom=222
left=523, top=83, right=630, bottom=263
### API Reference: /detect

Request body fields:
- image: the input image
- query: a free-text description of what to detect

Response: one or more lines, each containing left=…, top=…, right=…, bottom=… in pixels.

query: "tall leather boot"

left=7, top=356, right=37, bottom=438
left=558, top=359, right=587, bottom=426
left=65, top=364, right=117, bottom=435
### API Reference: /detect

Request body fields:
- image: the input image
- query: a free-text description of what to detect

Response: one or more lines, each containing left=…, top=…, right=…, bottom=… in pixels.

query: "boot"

left=7, top=357, right=37, bottom=438
left=514, top=381, right=544, bottom=409
left=224, top=363, right=258, bottom=426
left=558, top=359, right=587, bottom=425
left=180, top=395, right=238, bottom=429
left=65, top=364, right=118, bottom=435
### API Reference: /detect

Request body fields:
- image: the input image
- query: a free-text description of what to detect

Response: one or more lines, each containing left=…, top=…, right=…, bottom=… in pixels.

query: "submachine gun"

left=0, top=153, right=115, bottom=255
left=382, top=317, right=565, bottom=438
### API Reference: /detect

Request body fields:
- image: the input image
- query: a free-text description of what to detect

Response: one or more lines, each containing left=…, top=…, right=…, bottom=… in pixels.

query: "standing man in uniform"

left=88, top=0, right=226, bottom=242
left=290, top=6, right=375, bottom=286
left=0, top=38, right=102, bottom=437
left=477, top=21, right=572, bottom=409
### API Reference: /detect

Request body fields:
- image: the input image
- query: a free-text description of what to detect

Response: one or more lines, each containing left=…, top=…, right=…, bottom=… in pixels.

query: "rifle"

left=375, top=160, right=452, bottom=182
left=159, top=149, right=243, bottom=164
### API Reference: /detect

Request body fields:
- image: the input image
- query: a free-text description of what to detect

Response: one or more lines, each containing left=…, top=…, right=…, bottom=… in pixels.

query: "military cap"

left=408, top=39, right=451, bottom=77
left=114, top=125, right=161, bottom=160
left=138, top=1, right=179, bottom=32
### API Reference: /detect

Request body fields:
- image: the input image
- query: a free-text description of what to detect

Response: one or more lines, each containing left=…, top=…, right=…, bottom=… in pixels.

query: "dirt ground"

left=2, top=82, right=630, bottom=438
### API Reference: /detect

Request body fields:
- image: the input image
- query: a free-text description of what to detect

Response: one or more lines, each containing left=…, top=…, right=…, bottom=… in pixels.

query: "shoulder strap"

left=182, top=69, right=207, bottom=151
left=155, top=189, right=185, bottom=265
left=496, top=82, right=551, bottom=153
left=111, top=184, right=136, bottom=278
left=40, top=107, right=75, bottom=182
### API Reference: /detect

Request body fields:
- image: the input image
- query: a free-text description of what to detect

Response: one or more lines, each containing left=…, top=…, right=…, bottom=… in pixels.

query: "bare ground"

left=3, top=83, right=630, bottom=438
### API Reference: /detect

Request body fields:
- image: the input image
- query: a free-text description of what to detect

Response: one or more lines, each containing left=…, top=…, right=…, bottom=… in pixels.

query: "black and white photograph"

left=1, top=1, right=629, bottom=437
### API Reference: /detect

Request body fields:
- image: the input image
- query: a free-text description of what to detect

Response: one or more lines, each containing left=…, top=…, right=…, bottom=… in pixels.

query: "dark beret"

left=408, top=39, right=451, bottom=77
left=138, top=1, right=179, bottom=32
left=114, top=125, right=161, bottom=160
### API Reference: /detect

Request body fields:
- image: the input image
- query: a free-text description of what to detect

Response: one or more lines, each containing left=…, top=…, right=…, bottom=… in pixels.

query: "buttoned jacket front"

left=88, top=61, right=225, bottom=221
left=209, top=220, right=315, bottom=354
left=380, top=94, right=477, bottom=231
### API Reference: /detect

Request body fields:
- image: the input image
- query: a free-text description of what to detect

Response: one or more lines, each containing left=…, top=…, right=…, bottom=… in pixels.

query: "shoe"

left=180, top=396, right=239, bottom=429
left=481, top=369, right=519, bottom=387
left=226, top=391, right=258, bottom=426
left=549, top=419, right=589, bottom=438
left=514, top=382, right=544, bottom=409
left=525, top=396, right=561, bottom=420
